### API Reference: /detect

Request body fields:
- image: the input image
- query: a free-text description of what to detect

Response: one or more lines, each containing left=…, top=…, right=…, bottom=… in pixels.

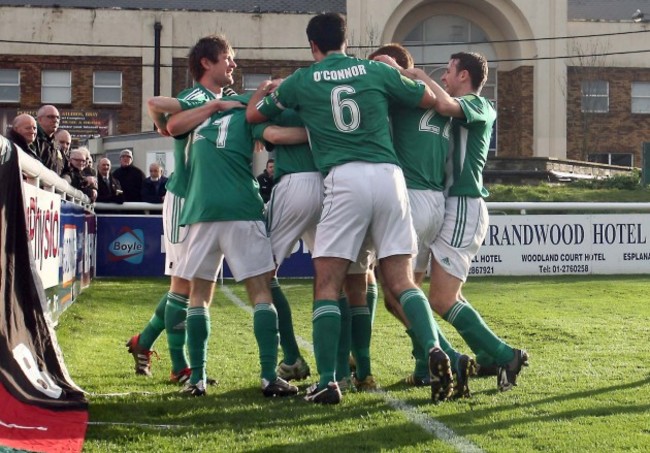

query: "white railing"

left=94, top=202, right=163, bottom=213
left=12, top=139, right=93, bottom=210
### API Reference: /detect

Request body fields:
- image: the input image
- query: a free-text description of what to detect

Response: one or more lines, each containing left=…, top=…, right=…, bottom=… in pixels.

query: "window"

left=42, top=70, right=71, bottom=103
left=632, top=82, right=650, bottom=114
left=581, top=80, right=608, bottom=113
left=588, top=153, right=633, bottom=167
left=0, top=69, right=20, bottom=102
left=403, top=15, right=498, bottom=154
left=243, top=74, right=271, bottom=91
left=94, top=71, right=122, bottom=104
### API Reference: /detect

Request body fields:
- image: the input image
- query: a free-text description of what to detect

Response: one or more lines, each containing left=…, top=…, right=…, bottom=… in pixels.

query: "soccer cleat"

left=476, top=363, right=499, bottom=377
left=497, top=349, right=529, bottom=392
left=169, top=368, right=218, bottom=387
left=353, top=375, right=378, bottom=392
left=304, top=381, right=342, bottom=405
left=405, top=373, right=431, bottom=387
left=261, top=377, right=299, bottom=397
left=179, top=379, right=207, bottom=397
left=452, top=355, right=477, bottom=399
left=428, top=347, right=454, bottom=403
left=125, top=334, right=156, bottom=377
left=276, top=357, right=311, bottom=381
left=337, top=376, right=356, bottom=393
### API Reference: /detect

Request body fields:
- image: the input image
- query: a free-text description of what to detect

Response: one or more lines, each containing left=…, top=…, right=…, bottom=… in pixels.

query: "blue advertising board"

left=95, top=215, right=315, bottom=278
left=96, top=215, right=164, bottom=277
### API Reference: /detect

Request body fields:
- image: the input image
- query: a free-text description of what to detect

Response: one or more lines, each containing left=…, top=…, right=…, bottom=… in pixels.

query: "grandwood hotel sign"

left=470, top=214, right=650, bottom=276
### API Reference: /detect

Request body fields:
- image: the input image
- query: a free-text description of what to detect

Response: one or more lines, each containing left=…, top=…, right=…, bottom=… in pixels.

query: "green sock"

left=312, top=299, right=341, bottom=388
left=367, top=282, right=378, bottom=326
left=138, top=292, right=167, bottom=350
left=438, top=328, right=461, bottom=373
left=336, top=293, right=351, bottom=380
left=444, top=301, right=514, bottom=365
left=399, top=288, right=439, bottom=352
left=165, top=292, right=189, bottom=374
left=270, top=278, right=299, bottom=366
left=186, top=306, right=210, bottom=385
left=253, top=303, right=279, bottom=381
left=406, top=328, right=428, bottom=378
left=350, top=306, right=372, bottom=380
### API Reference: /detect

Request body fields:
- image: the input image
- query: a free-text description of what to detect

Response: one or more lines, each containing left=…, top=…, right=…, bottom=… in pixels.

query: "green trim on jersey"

left=391, top=104, right=450, bottom=191
left=252, top=109, right=316, bottom=183
left=447, top=94, right=496, bottom=198
left=180, top=95, right=265, bottom=224
left=166, top=84, right=218, bottom=197
left=257, top=53, right=425, bottom=174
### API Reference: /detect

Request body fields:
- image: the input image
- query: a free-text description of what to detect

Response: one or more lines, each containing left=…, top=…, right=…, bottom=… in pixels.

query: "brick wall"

left=172, top=58, right=310, bottom=95
left=567, top=66, right=650, bottom=166
left=0, top=55, right=142, bottom=138
left=496, top=66, right=534, bottom=158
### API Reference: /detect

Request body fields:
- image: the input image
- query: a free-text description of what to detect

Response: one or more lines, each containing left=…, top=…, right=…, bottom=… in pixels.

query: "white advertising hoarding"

left=471, top=214, right=650, bottom=276
left=23, top=184, right=61, bottom=288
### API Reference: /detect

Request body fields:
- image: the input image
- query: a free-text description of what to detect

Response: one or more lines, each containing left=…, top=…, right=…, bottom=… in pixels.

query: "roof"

left=0, top=0, right=346, bottom=13
left=568, top=0, right=650, bottom=21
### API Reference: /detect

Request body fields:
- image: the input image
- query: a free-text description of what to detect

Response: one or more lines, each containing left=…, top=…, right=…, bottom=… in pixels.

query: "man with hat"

left=112, top=149, right=145, bottom=202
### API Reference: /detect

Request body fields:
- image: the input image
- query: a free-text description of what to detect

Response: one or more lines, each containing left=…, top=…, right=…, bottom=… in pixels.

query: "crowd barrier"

left=14, top=144, right=650, bottom=321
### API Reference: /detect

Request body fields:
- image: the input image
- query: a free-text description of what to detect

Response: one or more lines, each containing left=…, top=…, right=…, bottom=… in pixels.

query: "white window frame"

left=41, top=70, right=71, bottom=104
left=93, top=71, right=122, bottom=104
left=0, top=69, right=20, bottom=103
left=588, top=152, right=633, bottom=167
left=243, top=73, right=271, bottom=91
left=631, top=81, right=650, bottom=114
left=581, top=80, right=609, bottom=113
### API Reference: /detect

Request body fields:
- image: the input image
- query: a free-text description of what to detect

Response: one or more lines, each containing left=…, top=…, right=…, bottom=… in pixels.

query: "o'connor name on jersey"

left=313, top=65, right=367, bottom=82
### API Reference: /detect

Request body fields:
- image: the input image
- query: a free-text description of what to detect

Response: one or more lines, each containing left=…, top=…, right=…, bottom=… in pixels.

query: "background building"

left=1, top=0, right=649, bottom=169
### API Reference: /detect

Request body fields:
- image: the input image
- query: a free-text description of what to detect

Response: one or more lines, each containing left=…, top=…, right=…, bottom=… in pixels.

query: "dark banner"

left=0, top=137, right=88, bottom=453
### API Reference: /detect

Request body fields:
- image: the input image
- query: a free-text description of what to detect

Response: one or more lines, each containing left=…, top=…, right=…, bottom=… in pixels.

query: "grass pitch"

left=56, top=276, right=650, bottom=452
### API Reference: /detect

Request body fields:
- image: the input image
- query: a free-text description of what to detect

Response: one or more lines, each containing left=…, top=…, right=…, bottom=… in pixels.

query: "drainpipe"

left=153, top=21, right=162, bottom=97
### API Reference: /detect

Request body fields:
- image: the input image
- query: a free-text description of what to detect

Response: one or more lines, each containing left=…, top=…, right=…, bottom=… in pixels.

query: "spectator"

left=35, top=105, right=64, bottom=174
left=8, top=114, right=39, bottom=160
left=63, top=147, right=97, bottom=202
left=112, top=149, right=145, bottom=202
left=96, top=157, right=124, bottom=203
left=141, top=162, right=167, bottom=203
left=78, top=147, right=97, bottom=177
left=54, top=129, right=72, bottom=174
left=256, top=158, right=274, bottom=203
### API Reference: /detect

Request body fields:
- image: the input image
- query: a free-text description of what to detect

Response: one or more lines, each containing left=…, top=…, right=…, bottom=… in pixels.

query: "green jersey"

left=253, top=109, right=317, bottom=183
left=391, top=104, right=450, bottom=191
left=257, top=53, right=425, bottom=174
left=180, top=93, right=267, bottom=224
left=166, top=84, right=217, bottom=198
left=447, top=94, right=496, bottom=198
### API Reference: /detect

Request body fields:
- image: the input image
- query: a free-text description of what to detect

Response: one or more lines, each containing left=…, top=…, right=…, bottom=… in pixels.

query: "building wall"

left=567, top=66, right=650, bottom=165
left=497, top=66, right=535, bottom=158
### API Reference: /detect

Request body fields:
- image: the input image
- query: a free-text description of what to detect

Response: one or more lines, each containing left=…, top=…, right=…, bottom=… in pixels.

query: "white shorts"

left=314, top=162, right=416, bottom=261
left=267, top=172, right=323, bottom=267
left=178, top=220, right=275, bottom=282
left=163, top=191, right=190, bottom=277
left=409, top=189, right=445, bottom=273
left=348, top=234, right=376, bottom=275
left=431, top=196, right=489, bottom=282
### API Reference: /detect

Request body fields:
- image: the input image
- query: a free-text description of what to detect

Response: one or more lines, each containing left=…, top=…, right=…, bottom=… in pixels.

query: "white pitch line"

left=221, top=285, right=484, bottom=453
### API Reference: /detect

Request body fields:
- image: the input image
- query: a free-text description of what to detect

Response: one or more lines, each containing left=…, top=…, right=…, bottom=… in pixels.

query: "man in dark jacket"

left=112, top=149, right=145, bottom=202
left=34, top=105, right=64, bottom=174
left=7, top=114, right=39, bottom=160
left=141, top=162, right=167, bottom=203
left=96, top=157, right=124, bottom=203
left=256, top=158, right=274, bottom=203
